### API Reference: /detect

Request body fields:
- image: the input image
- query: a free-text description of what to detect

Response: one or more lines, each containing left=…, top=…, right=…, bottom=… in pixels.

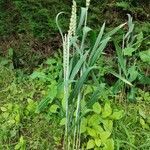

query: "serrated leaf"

left=103, top=138, right=114, bottom=150
left=86, top=139, right=95, bottom=149
left=30, top=71, right=46, bottom=80
left=49, top=104, right=59, bottom=113
left=100, top=131, right=111, bottom=143
left=134, top=32, right=143, bottom=49
left=140, top=118, right=145, bottom=126
left=15, top=114, right=20, bottom=124
left=88, top=114, right=101, bottom=126
left=93, top=125, right=104, bottom=133
left=15, top=143, right=21, bottom=150
left=8, top=48, right=13, bottom=57
left=102, top=119, right=113, bottom=133
left=84, top=85, right=93, bottom=95
left=110, top=110, right=124, bottom=120
left=139, top=108, right=146, bottom=119
left=19, top=136, right=24, bottom=144
left=123, top=47, right=136, bottom=56
left=60, top=118, right=66, bottom=126
left=139, top=50, right=150, bottom=64
left=56, top=83, right=64, bottom=99
left=80, top=117, right=88, bottom=133
left=47, top=82, right=58, bottom=99
left=128, top=65, right=138, bottom=82
left=92, top=102, right=101, bottom=114
left=87, top=127, right=97, bottom=137
left=116, top=2, right=130, bottom=9
left=95, top=138, right=101, bottom=147
left=15, top=136, right=26, bottom=150
left=45, top=58, right=56, bottom=65
left=140, top=117, right=149, bottom=130
left=102, top=102, right=112, bottom=118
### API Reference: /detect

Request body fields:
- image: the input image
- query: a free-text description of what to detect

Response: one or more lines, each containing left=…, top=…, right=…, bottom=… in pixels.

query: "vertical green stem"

left=63, top=35, right=70, bottom=150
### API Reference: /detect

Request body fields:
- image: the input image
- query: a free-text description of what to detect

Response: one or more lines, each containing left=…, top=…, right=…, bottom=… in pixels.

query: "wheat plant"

left=56, top=0, right=125, bottom=149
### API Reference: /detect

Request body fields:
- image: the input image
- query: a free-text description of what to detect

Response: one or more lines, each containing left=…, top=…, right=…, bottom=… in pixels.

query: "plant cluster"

left=0, top=0, right=149, bottom=149
left=56, top=0, right=149, bottom=149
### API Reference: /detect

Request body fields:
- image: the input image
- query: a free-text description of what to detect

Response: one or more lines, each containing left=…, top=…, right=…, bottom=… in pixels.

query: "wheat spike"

left=68, top=0, right=77, bottom=36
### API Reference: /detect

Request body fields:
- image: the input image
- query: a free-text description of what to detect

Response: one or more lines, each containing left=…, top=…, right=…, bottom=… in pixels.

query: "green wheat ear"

left=68, top=0, right=77, bottom=36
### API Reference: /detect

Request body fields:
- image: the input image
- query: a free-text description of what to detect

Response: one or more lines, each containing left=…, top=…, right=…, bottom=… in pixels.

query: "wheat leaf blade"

left=89, top=22, right=106, bottom=61
left=70, top=52, right=89, bottom=80
left=104, top=23, right=126, bottom=39
left=77, top=7, right=87, bottom=31
left=69, top=67, right=96, bottom=102
left=89, top=37, right=110, bottom=66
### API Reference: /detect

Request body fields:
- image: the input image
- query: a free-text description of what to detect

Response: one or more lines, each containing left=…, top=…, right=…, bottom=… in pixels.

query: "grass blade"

left=89, top=37, right=111, bottom=66
left=77, top=7, right=87, bottom=31
left=89, top=22, right=105, bottom=61
left=80, top=26, right=92, bottom=52
left=104, top=23, right=126, bottom=39
left=110, top=71, right=133, bottom=86
left=69, top=67, right=96, bottom=102
left=36, top=96, right=52, bottom=113
left=56, top=12, right=65, bottom=41
left=70, top=51, right=89, bottom=80
left=114, top=41, right=127, bottom=77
